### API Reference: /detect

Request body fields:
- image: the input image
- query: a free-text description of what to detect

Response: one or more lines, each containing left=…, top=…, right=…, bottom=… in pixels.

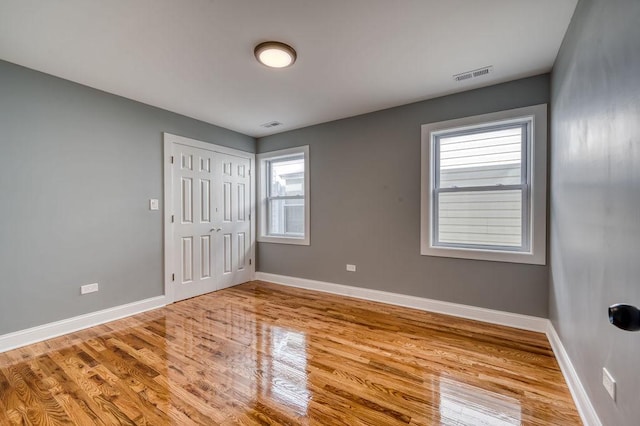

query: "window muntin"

left=258, top=146, right=310, bottom=245
left=432, top=122, right=530, bottom=252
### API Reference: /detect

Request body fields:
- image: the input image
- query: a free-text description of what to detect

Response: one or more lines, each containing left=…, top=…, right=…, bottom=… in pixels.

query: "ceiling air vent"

left=453, top=66, right=493, bottom=82
left=260, top=121, right=283, bottom=128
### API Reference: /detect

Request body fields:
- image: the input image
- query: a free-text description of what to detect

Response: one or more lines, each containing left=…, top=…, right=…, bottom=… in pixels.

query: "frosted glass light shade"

left=254, top=42, right=296, bottom=68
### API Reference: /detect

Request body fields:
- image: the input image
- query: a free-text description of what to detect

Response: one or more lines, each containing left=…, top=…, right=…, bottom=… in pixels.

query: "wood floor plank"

left=0, top=280, right=582, bottom=425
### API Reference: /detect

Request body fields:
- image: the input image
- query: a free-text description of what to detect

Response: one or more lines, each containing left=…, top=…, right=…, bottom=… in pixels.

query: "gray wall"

left=0, top=60, right=254, bottom=335
left=258, top=75, right=550, bottom=317
left=549, top=0, right=640, bottom=425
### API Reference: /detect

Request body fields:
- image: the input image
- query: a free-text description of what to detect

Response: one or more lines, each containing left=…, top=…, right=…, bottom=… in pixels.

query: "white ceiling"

left=0, top=0, right=577, bottom=138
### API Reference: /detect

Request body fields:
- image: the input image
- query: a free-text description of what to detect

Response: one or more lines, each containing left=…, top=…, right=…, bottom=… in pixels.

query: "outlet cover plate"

left=81, top=283, right=99, bottom=295
left=602, top=367, right=616, bottom=401
left=346, top=264, right=356, bottom=272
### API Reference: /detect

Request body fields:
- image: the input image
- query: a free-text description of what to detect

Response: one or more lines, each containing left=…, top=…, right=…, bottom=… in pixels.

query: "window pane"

left=269, top=156, right=305, bottom=197
left=268, top=199, right=305, bottom=237
left=284, top=204, right=304, bottom=235
left=438, top=127, right=522, bottom=188
left=437, top=190, right=522, bottom=247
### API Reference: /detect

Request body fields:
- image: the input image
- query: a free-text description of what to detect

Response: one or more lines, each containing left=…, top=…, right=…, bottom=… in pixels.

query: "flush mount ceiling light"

left=254, top=41, right=297, bottom=68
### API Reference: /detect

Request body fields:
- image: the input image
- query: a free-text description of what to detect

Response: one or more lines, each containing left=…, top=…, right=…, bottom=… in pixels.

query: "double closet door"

left=171, top=142, right=252, bottom=302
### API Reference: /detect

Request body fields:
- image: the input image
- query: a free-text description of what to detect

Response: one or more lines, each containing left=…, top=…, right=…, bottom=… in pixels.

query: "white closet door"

left=169, top=139, right=253, bottom=302
left=173, top=144, right=217, bottom=302
left=215, top=153, right=252, bottom=289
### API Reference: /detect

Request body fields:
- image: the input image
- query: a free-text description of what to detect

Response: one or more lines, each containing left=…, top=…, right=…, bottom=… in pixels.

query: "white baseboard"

left=255, top=272, right=601, bottom=426
left=255, top=272, right=548, bottom=332
left=0, top=296, right=167, bottom=353
left=546, top=322, right=602, bottom=426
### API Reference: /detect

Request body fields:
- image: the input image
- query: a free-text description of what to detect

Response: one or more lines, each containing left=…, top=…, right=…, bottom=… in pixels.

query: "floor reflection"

left=439, top=376, right=521, bottom=425
left=164, top=296, right=310, bottom=420
left=258, top=325, right=309, bottom=415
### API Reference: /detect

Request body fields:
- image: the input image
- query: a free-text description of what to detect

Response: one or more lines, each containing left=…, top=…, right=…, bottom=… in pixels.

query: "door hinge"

left=172, top=273, right=175, bottom=281
left=249, top=259, right=252, bottom=265
left=249, top=213, right=251, bottom=220
left=171, top=215, right=175, bottom=223
left=170, top=156, right=174, bottom=164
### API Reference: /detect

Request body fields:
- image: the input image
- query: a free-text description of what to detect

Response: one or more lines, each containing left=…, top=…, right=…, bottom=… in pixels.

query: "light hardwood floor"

left=0, top=281, right=581, bottom=425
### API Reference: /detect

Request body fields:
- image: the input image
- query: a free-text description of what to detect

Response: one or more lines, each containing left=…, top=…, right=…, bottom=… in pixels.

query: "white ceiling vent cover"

left=453, top=66, right=494, bottom=82
left=260, top=121, right=283, bottom=128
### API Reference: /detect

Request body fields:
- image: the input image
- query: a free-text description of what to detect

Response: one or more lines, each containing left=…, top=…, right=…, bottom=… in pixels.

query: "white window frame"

left=257, top=146, right=310, bottom=245
left=420, top=104, right=547, bottom=265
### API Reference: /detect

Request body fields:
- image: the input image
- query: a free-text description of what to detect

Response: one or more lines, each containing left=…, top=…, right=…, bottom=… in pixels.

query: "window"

left=421, top=105, right=547, bottom=264
left=258, top=146, right=310, bottom=245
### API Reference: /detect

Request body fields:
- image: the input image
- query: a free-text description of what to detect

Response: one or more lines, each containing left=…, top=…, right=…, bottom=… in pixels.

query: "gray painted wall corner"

left=550, top=0, right=640, bottom=424
left=0, top=60, right=255, bottom=335
left=257, top=75, right=551, bottom=317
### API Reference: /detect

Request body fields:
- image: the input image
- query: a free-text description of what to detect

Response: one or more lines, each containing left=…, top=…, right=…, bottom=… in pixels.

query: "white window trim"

left=257, top=146, right=310, bottom=245
left=420, top=104, right=547, bottom=265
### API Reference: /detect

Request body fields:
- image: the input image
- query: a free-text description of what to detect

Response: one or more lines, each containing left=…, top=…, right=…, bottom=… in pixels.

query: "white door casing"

left=164, top=133, right=255, bottom=303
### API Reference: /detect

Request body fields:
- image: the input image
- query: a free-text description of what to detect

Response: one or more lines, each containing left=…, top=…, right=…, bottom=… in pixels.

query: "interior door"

left=216, top=153, right=252, bottom=289
left=173, top=144, right=217, bottom=302
left=169, top=139, right=253, bottom=302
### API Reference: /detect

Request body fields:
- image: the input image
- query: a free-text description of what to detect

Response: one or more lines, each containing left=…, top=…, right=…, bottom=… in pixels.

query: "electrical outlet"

left=346, top=264, right=356, bottom=272
left=602, top=368, right=616, bottom=401
left=149, top=199, right=159, bottom=210
left=81, top=283, right=99, bottom=295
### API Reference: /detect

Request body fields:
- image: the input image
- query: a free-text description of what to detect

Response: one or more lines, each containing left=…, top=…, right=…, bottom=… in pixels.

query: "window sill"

left=421, top=245, right=545, bottom=265
left=258, top=235, right=310, bottom=246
